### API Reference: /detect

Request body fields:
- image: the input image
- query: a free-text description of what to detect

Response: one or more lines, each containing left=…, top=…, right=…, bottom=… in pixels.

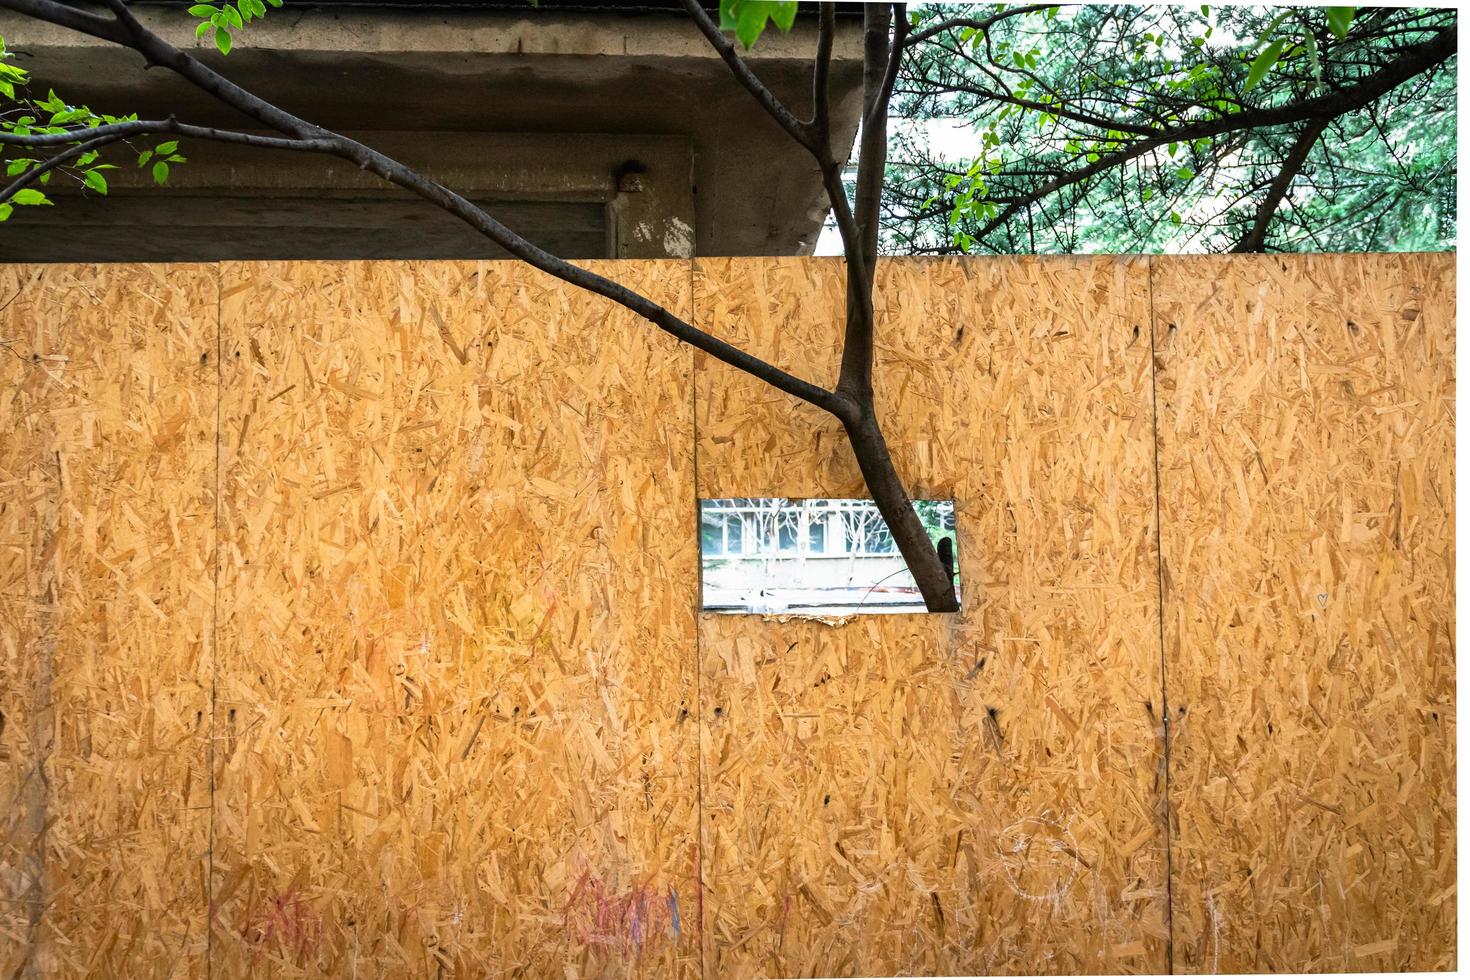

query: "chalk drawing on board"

left=997, top=816, right=1082, bottom=905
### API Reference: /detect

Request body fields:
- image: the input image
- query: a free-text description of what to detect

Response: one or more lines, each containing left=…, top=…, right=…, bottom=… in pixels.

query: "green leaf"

left=155, top=140, right=179, bottom=155
left=1170, top=211, right=1182, bottom=226
left=5, top=159, right=30, bottom=176
left=1326, top=6, right=1354, bottom=39
left=152, top=160, right=169, bottom=184
left=188, top=3, right=218, bottom=16
left=197, top=21, right=212, bottom=39
left=83, top=169, right=107, bottom=195
left=719, top=0, right=798, bottom=49
left=1302, top=29, right=1322, bottom=91
left=0, top=203, right=12, bottom=222
left=222, top=4, right=242, bottom=28
left=11, top=188, right=50, bottom=205
left=1176, top=166, right=1195, bottom=181
left=214, top=26, right=233, bottom=54
left=1244, top=38, right=1287, bottom=91
left=766, top=0, right=796, bottom=33
left=1249, top=12, right=1290, bottom=53
left=138, top=149, right=154, bottom=166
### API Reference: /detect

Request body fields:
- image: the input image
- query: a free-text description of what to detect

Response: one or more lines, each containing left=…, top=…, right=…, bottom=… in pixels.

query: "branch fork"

left=1, top=0, right=963, bottom=611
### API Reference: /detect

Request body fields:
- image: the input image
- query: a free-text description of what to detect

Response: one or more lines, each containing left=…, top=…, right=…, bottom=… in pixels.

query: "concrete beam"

left=0, top=5, right=865, bottom=60
left=0, top=4, right=865, bottom=259
left=1, top=132, right=695, bottom=261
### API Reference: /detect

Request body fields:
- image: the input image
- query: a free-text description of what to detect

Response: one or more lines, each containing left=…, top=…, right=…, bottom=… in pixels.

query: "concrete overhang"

left=0, top=1, right=867, bottom=260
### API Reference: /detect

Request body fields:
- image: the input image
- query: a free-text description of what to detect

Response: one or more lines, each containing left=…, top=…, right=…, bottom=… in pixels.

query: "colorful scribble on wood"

left=563, top=865, right=683, bottom=957
left=237, top=888, right=322, bottom=962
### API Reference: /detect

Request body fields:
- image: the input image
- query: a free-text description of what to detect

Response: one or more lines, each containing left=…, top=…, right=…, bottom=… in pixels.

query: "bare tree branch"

left=1, top=119, right=336, bottom=206
left=94, top=0, right=145, bottom=38
left=0, top=118, right=330, bottom=151
left=0, top=0, right=845, bottom=414
left=675, top=0, right=814, bottom=152
left=1233, top=117, right=1329, bottom=252
left=0, top=0, right=964, bottom=612
left=896, top=77, right=1162, bottom=137
left=0, top=0, right=123, bottom=43
left=811, top=2, right=834, bottom=142
left=839, top=3, right=907, bottom=401
left=653, top=0, right=956, bottom=609
left=904, top=4, right=1062, bottom=48
left=972, top=28, right=1454, bottom=243
left=857, top=2, right=909, bottom=256
left=670, top=0, right=874, bottom=399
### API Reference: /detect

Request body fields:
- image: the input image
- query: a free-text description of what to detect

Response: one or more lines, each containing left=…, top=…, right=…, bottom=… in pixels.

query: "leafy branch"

left=187, top=0, right=281, bottom=55
left=0, top=38, right=191, bottom=218
left=0, top=0, right=963, bottom=611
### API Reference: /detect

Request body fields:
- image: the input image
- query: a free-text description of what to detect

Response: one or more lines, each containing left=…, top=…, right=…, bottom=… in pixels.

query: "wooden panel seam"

left=1147, top=255, right=1179, bottom=976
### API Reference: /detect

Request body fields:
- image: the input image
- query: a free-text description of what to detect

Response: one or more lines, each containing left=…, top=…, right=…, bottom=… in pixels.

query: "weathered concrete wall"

left=0, top=5, right=865, bottom=261
left=2, top=132, right=697, bottom=262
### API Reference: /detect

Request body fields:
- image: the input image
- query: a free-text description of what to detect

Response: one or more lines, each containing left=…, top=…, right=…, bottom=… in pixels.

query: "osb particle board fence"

left=1152, top=254, right=1456, bottom=972
left=0, top=264, right=216, bottom=978
left=0, top=254, right=1453, bottom=978
left=694, top=257, right=1168, bottom=976
left=212, top=260, right=700, bottom=977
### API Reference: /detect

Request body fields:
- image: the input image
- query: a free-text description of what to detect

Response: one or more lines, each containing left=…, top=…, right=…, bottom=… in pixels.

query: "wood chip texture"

left=0, top=254, right=1453, bottom=977
left=1153, top=254, right=1455, bottom=972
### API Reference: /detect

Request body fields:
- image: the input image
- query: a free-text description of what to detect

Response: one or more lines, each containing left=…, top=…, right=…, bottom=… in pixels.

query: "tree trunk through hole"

left=842, top=405, right=959, bottom=613
left=0, top=0, right=971, bottom=612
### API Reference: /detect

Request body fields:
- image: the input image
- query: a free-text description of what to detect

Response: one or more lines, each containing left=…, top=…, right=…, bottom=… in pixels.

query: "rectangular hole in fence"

left=699, top=498, right=959, bottom=615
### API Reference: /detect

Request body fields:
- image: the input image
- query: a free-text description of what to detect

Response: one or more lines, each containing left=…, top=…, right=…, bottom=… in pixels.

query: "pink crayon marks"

left=563, top=865, right=684, bottom=957
left=237, top=888, right=322, bottom=962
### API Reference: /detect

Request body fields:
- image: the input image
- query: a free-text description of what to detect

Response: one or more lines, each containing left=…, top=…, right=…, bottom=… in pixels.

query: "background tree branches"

left=884, top=3, right=1456, bottom=255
